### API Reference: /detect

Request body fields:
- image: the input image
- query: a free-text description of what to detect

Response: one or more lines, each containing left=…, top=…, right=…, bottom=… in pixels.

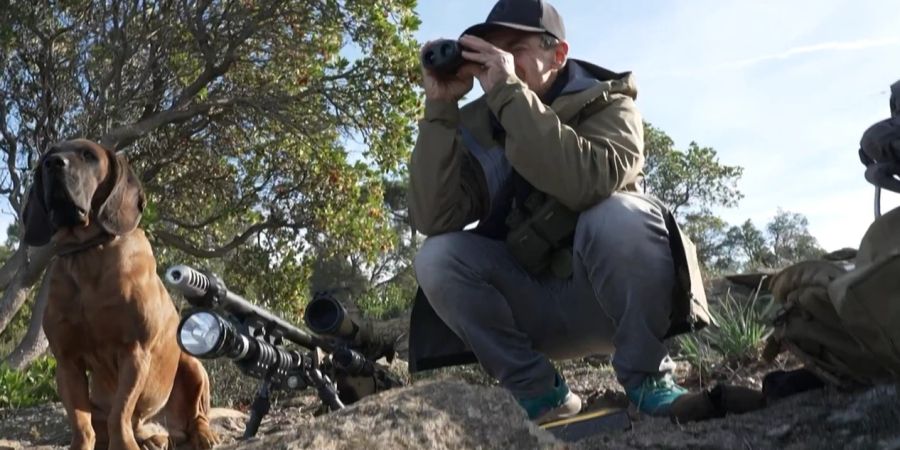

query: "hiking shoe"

left=518, top=373, right=582, bottom=424
left=625, top=372, right=688, bottom=416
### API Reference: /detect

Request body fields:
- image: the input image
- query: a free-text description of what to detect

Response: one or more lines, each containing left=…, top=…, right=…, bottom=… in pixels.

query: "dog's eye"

left=81, top=150, right=96, bottom=161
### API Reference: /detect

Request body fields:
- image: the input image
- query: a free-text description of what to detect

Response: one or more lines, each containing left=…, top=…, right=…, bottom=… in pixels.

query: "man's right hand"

left=421, top=40, right=479, bottom=102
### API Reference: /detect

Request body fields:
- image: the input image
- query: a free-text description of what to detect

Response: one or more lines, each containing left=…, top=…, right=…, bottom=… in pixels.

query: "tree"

left=719, top=210, right=825, bottom=272
left=642, top=123, right=745, bottom=271
left=642, top=123, right=744, bottom=217
left=641, top=124, right=826, bottom=273
left=766, top=209, right=825, bottom=267
left=722, top=219, right=776, bottom=270
left=308, top=174, right=420, bottom=320
left=679, top=212, right=736, bottom=273
left=0, top=0, right=423, bottom=368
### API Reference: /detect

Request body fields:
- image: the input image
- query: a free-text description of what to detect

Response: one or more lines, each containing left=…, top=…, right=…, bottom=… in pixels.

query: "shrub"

left=676, top=286, right=775, bottom=374
left=0, top=355, right=59, bottom=408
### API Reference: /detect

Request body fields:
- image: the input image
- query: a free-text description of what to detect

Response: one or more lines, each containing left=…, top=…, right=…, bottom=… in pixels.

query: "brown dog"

left=22, top=139, right=219, bottom=450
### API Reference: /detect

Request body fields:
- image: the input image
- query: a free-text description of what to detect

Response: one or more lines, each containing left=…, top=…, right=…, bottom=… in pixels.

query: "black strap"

left=864, top=162, right=900, bottom=194
left=55, top=233, right=115, bottom=257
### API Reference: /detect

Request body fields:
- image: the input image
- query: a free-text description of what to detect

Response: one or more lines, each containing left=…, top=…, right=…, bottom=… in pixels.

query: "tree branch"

left=0, top=97, right=24, bottom=214
left=152, top=218, right=304, bottom=258
left=100, top=97, right=237, bottom=150
left=3, top=269, right=51, bottom=370
left=0, top=245, right=27, bottom=290
left=172, top=1, right=282, bottom=109
left=0, top=244, right=55, bottom=337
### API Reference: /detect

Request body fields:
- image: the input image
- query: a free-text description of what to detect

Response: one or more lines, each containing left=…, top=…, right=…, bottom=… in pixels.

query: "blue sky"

left=3, top=1, right=898, bottom=253
left=414, top=0, right=900, bottom=251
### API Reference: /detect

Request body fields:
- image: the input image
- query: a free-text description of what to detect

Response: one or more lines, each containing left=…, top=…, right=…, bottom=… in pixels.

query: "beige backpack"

left=765, top=87, right=900, bottom=385
left=764, top=219, right=900, bottom=387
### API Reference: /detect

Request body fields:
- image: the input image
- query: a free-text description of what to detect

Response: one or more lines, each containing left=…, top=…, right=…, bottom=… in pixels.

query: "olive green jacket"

left=408, top=59, right=645, bottom=235
left=406, top=60, right=713, bottom=373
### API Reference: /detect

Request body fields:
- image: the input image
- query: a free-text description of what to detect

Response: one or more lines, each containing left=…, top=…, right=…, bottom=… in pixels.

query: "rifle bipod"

left=240, top=349, right=345, bottom=439
left=307, top=346, right=345, bottom=412
left=243, top=379, right=272, bottom=439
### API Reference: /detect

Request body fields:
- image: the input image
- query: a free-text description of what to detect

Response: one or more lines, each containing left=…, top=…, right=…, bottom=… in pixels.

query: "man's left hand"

left=459, top=34, right=518, bottom=94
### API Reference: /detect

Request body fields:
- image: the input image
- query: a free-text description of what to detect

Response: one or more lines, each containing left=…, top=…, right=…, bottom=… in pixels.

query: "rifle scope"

left=304, top=291, right=360, bottom=340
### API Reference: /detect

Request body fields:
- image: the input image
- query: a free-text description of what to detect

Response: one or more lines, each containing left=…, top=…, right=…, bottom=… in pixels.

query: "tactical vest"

left=461, top=127, right=579, bottom=278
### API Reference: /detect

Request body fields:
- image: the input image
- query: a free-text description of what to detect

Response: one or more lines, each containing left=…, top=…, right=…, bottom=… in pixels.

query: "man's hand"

left=421, top=40, right=479, bottom=102
left=458, top=34, right=518, bottom=94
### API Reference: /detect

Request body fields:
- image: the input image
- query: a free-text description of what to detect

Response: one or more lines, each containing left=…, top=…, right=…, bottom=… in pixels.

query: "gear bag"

left=766, top=84, right=900, bottom=386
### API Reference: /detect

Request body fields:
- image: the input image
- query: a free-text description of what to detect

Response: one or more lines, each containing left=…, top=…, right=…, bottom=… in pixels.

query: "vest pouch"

left=549, top=246, right=573, bottom=279
left=506, top=223, right=553, bottom=275
left=505, top=193, right=579, bottom=277
left=529, top=197, right=580, bottom=245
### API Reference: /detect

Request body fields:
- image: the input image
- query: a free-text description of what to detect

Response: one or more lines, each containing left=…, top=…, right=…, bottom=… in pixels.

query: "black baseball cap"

left=461, top=0, right=566, bottom=41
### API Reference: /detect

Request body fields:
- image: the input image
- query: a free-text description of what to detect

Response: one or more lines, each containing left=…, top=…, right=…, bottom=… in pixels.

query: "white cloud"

left=661, top=37, right=900, bottom=77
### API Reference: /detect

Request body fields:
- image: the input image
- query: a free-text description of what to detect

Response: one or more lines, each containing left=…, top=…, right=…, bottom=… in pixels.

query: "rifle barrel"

left=165, top=265, right=322, bottom=349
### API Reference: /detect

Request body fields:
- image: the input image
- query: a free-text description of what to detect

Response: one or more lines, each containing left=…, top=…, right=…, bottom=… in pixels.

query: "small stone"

left=766, top=424, right=793, bottom=439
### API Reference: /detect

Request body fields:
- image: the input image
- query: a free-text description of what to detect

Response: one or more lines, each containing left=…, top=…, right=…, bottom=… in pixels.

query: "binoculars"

left=421, top=39, right=469, bottom=76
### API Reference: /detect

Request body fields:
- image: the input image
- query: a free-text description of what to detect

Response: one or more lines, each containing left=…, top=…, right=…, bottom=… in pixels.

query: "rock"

left=723, top=270, right=778, bottom=291
left=0, top=439, right=23, bottom=450
left=576, top=384, right=900, bottom=450
left=219, top=379, right=564, bottom=450
left=823, top=248, right=857, bottom=261
left=2, top=366, right=898, bottom=450
left=766, top=423, right=793, bottom=439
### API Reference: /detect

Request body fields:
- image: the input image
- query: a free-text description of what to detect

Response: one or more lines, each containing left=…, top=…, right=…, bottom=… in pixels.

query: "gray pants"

left=413, top=193, right=677, bottom=398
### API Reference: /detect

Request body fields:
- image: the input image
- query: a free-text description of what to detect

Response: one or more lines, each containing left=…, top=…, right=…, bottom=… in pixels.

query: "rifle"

left=164, top=265, right=403, bottom=439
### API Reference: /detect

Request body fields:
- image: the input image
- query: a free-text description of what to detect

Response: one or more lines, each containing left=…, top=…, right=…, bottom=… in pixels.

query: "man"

left=406, top=0, right=712, bottom=424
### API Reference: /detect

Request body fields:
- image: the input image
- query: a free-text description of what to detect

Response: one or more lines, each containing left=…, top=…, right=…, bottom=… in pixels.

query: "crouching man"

left=406, top=0, right=713, bottom=424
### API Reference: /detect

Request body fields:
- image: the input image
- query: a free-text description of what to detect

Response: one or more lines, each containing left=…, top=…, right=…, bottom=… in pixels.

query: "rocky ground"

left=2, top=354, right=899, bottom=450
left=1, top=273, right=896, bottom=449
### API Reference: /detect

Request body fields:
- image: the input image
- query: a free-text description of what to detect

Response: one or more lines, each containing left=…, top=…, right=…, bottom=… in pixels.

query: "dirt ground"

left=3, top=353, right=881, bottom=450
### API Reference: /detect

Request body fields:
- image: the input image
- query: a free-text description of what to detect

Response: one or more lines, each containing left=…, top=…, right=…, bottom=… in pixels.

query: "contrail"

left=723, top=37, right=900, bottom=69
left=656, top=36, right=900, bottom=77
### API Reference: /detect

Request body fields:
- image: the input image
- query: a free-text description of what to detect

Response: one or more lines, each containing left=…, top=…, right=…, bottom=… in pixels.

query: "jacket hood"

left=550, top=59, right=638, bottom=122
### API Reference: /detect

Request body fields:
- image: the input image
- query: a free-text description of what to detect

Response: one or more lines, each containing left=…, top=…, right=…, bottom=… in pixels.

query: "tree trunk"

left=0, top=245, right=27, bottom=289
left=0, top=245, right=55, bottom=339
left=3, top=271, right=52, bottom=370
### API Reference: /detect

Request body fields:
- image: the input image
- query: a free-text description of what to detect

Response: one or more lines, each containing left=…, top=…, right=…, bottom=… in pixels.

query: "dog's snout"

left=44, top=154, right=68, bottom=170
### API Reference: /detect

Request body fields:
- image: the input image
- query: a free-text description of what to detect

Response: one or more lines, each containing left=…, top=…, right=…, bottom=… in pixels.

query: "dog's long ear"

left=22, top=157, right=54, bottom=247
left=97, top=150, right=145, bottom=236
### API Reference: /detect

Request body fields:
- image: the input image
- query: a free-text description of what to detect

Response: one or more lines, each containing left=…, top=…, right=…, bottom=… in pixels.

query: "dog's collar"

left=55, top=233, right=116, bottom=257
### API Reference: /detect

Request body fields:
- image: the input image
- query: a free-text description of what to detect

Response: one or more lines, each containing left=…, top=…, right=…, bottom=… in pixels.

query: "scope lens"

left=304, top=295, right=343, bottom=334
left=178, top=311, right=223, bottom=356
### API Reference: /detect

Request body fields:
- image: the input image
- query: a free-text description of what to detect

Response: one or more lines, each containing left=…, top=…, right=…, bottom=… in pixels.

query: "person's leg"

left=414, top=231, right=560, bottom=397
left=573, top=192, right=686, bottom=414
left=414, top=231, right=604, bottom=421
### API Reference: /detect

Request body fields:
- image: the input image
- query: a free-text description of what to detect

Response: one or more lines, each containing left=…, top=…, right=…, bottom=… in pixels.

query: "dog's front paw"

left=138, top=434, right=170, bottom=450
left=190, top=423, right=220, bottom=450
left=69, top=431, right=96, bottom=450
